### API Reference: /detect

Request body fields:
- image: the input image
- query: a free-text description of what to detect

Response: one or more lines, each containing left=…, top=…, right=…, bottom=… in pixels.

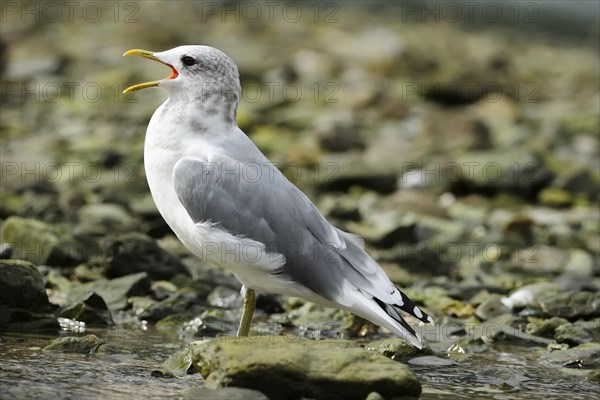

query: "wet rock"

left=0, top=259, right=51, bottom=310
left=455, top=149, right=553, bottom=196
left=554, top=319, right=600, bottom=346
left=76, top=203, right=138, bottom=236
left=185, top=313, right=235, bottom=338
left=587, top=369, right=600, bottom=382
left=366, top=338, right=431, bottom=360
left=43, top=334, right=117, bottom=354
left=179, top=337, right=421, bottom=399
left=529, top=317, right=569, bottom=337
left=156, top=313, right=194, bottom=333
left=475, top=296, right=511, bottom=321
left=339, top=314, right=378, bottom=338
left=140, top=290, right=204, bottom=322
left=467, top=314, right=553, bottom=346
left=152, top=345, right=195, bottom=378
left=102, top=233, right=188, bottom=280
left=0, top=216, right=83, bottom=266
left=407, top=355, right=457, bottom=367
left=183, top=387, right=269, bottom=400
left=58, top=292, right=114, bottom=327
left=538, top=342, right=600, bottom=369
left=535, top=291, right=600, bottom=320
left=0, top=308, right=60, bottom=332
left=0, top=259, right=59, bottom=332
left=67, top=272, right=151, bottom=312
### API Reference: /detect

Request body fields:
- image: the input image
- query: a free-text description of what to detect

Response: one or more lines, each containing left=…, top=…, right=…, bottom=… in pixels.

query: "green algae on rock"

left=43, top=334, right=106, bottom=354
left=157, top=337, right=421, bottom=400
left=1, top=217, right=84, bottom=266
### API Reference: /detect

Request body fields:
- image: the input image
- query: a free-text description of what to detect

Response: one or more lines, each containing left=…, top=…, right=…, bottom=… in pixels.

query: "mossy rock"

left=181, top=337, right=421, bottom=400
left=1, top=216, right=83, bottom=266
left=43, top=334, right=106, bottom=353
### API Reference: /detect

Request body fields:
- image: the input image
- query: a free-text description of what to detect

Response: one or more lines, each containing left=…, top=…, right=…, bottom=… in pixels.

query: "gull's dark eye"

left=181, top=56, right=196, bottom=66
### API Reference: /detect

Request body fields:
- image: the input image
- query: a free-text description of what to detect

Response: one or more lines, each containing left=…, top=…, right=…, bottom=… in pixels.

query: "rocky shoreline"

left=1, top=2, right=599, bottom=399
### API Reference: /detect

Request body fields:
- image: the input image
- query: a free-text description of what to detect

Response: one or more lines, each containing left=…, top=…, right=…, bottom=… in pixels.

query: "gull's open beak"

left=122, top=49, right=179, bottom=93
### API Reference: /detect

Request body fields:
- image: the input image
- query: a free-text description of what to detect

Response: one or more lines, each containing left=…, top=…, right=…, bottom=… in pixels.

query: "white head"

left=124, top=45, right=241, bottom=124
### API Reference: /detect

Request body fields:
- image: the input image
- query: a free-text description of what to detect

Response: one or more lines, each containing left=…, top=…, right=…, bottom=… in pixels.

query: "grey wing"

left=172, top=155, right=349, bottom=298
left=172, top=155, right=430, bottom=325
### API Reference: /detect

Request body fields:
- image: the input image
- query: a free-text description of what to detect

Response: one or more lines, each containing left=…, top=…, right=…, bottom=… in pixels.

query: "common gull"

left=123, top=46, right=433, bottom=347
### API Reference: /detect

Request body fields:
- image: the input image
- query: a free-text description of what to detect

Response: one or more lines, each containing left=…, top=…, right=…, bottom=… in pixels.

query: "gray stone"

left=58, top=292, right=115, bottom=327
left=0, top=259, right=59, bottom=332
left=554, top=319, right=600, bottom=346
left=366, top=338, right=431, bottom=360
left=0, top=259, right=50, bottom=310
left=102, top=232, right=188, bottom=280
left=66, top=272, right=151, bottom=312
left=0, top=216, right=83, bottom=266
left=538, top=342, right=600, bottom=369
left=533, top=317, right=569, bottom=337
left=176, top=337, right=421, bottom=400
left=43, top=334, right=105, bottom=353
left=140, top=290, right=204, bottom=322
left=535, top=291, right=600, bottom=319
left=475, top=296, right=511, bottom=321
left=76, top=203, right=138, bottom=235
left=407, top=355, right=458, bottom=367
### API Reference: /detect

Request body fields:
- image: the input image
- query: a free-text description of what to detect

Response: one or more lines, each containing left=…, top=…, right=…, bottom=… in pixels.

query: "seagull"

left=123, top=45, right=433, bottom=348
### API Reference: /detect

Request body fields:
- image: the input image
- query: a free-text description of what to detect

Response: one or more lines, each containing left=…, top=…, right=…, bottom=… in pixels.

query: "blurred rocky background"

left=1, top=1, right=599, bottom=399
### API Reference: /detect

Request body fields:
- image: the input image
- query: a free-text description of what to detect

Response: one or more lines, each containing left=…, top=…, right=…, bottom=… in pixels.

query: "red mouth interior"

left=167, top=64, right=178, bottom=80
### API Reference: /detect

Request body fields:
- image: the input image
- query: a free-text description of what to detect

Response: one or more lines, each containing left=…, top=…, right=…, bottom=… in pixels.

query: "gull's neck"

left=145, top=89, right=240, bottom=159
left=164, top=87, right=239, bottom=128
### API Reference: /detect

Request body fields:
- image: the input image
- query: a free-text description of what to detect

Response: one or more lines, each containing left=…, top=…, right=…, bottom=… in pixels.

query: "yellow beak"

left=122, top=49, right=178, bottom=93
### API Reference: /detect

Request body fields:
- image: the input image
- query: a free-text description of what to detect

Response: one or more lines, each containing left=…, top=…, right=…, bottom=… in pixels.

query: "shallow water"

left=0, top=329, right=200, bottom=400
left=414, top=344, right=598, bottom=399
left=0, top=328, right=598, bottom=399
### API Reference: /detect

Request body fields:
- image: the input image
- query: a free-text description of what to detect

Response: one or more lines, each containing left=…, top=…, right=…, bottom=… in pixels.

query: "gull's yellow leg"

left=236, top=288, right=256, bottom=337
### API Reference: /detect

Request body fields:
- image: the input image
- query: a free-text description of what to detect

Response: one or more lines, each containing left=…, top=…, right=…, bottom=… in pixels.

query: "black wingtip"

left=373, top=297, right=417, bottom=337
left=394, top=287, right=432, bottom=325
